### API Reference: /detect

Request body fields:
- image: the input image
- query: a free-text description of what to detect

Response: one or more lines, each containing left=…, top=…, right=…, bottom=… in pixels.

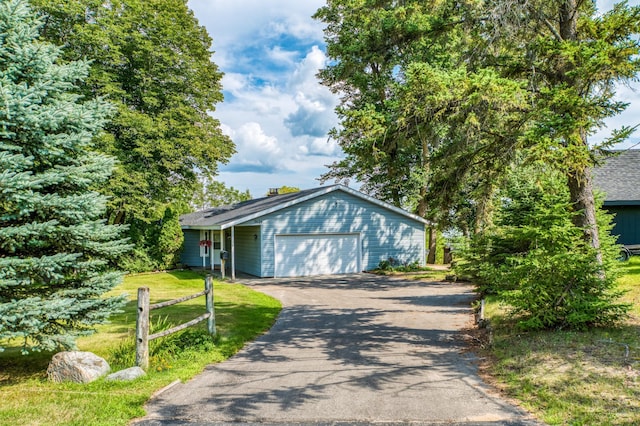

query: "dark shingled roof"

left=180, top=184, right=430, bottom=229
left=180, top=186, right=329, bottom=228
left=593, top=149, right=640, bottom=204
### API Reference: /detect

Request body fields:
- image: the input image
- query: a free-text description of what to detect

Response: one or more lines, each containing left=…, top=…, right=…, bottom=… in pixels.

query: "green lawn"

left=479, top=257, right=640, bottom=425
left=0, top=270, right=281, bottom=426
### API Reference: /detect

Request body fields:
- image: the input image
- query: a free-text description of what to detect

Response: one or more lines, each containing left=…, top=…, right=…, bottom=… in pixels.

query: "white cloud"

left=189, top=0, right=324, bottom=50
left=220, top=73, right=251, bottom=96
left=187, top=0, right=342, bottom=196
left=299, top=137, right=342, bottom=157
left=284, top=46, right=339, bottom=139
left=266, top=46, right=298, bottom=66
left=221, top=122, right=285, bottom=173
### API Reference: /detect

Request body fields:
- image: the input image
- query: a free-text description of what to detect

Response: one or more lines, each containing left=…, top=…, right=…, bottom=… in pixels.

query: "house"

left=179, top=185, right=428, bottom=278
left=592, top=149, right=640, bottom=246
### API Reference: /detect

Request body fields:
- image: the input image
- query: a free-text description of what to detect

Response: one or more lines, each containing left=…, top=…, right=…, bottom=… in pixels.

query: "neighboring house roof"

left=180, top=184, right=430, bottom=230
left=593, top=149, right=640, bottom=206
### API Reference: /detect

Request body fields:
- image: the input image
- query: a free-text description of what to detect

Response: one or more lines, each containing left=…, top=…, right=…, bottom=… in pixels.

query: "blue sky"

left=188, top=0, right=640, bottom=198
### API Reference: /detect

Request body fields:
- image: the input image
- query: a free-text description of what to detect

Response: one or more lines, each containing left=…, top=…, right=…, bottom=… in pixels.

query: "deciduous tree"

left=194, top=180, right=251, bottom=209
left=31, top=0, right=235, bottom=269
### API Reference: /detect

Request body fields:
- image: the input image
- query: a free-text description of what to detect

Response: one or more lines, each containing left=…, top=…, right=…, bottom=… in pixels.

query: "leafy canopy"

left=30, top=0, right=236, bottom=271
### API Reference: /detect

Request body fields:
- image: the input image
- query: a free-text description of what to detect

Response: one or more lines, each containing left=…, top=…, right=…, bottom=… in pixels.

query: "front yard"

left=478, top=257, right=640, bottom=425
left=0, top=271, right=281, bottom=426
left=2, top=262, right=639, bottom=425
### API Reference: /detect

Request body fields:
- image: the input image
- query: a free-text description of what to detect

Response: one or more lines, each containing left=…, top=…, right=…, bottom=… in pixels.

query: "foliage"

left=30, top=0, right=235, bottom=269
left=315, top=0, right=640, bottom=249
left=457, top=165, right=629, bottom=330
left=314, top=0, right=457, bottom=214
left=400, top=64, right=529, bottom=232
left=0, top=0, right=130, bottom=353
left=0, top=270, right=282, bottom=425
left=375, top=258, right=425, bottom=273
left=269, top=186, right=300, bottom=195
left=155, top=207, right=184, bottom=270
left=193, top=180, right=251, bottom=210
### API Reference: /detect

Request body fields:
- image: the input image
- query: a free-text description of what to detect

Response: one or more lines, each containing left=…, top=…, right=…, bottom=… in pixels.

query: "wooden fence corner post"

left=136, top=287, right=150, bottom=370
left=205, top=275, right=216, bottom=336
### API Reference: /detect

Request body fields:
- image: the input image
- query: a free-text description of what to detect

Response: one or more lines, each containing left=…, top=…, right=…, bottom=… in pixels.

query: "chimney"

left=267, top=188, right=279, bottom=197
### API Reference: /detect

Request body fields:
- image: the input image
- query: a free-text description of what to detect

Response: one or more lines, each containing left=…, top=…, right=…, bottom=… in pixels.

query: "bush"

left=156, top=207, right=184, bottom=270
left=376, top=258, right=427, bottom=273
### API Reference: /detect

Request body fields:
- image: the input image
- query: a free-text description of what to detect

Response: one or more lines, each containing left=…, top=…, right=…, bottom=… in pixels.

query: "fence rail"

left=136, top=275, right=216, bottom=370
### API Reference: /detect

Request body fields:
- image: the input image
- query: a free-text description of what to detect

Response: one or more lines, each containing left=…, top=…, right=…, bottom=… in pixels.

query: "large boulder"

left=106, top=366, right=146, bottom=382
left=47, top=351, right=110, bottom=383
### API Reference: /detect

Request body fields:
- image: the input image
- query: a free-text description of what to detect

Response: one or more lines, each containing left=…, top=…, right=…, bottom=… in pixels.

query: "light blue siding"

left=260, top=191, right=425, bottom=277
left=181, top=229, right=207, bottom=267
left=233, top=226, right=262, bottom=276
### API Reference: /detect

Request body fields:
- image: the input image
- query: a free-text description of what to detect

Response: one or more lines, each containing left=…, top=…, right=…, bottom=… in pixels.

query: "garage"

left=274, top=234, right=360, bottom=278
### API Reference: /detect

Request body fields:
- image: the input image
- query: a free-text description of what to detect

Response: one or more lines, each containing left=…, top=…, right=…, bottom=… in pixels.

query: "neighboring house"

left=179, top=184, right=428, bottom=278
left=592, top=149, right=640, bottom=246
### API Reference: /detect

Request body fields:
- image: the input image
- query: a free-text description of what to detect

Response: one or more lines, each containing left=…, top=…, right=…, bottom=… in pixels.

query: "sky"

left=188, top=0, right=640, bottom=198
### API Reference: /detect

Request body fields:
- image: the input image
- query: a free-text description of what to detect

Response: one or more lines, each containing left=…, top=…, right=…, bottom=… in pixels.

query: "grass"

left=477, top=257, right=640, bottom=425
left=0, top=270, right=281, bottom=426
left=371, top=264, right=449, bottom=281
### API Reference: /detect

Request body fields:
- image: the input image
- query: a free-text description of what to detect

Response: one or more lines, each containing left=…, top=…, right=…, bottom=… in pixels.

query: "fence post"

left=136, top=287, right=150, bottom=370
left=205, top=275, right=216, bottom=336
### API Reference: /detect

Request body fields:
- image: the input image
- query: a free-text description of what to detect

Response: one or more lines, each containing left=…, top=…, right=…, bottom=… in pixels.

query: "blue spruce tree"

left=0, top=0, right=130, bottom=353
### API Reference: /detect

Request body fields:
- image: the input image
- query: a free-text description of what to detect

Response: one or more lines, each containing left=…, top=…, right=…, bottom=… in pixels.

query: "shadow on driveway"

left=134, top=274, right=541, bottom=425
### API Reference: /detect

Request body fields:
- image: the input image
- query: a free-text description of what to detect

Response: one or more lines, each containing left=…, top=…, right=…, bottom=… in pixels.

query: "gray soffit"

left=180, top=184, right=430, bottom=230
left=593, top=149, right=640, bottom=204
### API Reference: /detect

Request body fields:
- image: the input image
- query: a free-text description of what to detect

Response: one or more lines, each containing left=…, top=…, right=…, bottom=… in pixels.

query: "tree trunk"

left=558, top=0, right=602, bottom=262
left=473, top=184, right=494, bottom=235
left=427, top=227, right=437, bottom=264
left=567, top=137, right=603, bottom=264
left=417, top=131, right=437, bottom=264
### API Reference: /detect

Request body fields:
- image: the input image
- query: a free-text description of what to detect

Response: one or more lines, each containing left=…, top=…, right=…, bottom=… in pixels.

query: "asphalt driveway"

left=134, top=273, right=540, bottom=425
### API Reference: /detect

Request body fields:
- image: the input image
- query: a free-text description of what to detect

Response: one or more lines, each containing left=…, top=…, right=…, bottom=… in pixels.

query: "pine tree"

left=0, top=0, right=130, bottom=353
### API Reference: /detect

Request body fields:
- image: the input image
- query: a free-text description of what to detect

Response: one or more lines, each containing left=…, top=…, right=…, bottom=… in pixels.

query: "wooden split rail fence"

left=136, top=275, right=216, bottom=370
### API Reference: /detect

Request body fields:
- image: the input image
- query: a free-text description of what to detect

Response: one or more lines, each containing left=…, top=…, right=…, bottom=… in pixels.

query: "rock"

left=106, top=366, right=146, bottom=382
left=47, top=351, right=110, bottom=383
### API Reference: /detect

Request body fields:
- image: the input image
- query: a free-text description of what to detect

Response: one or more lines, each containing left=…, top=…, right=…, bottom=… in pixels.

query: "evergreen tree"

left=0, top=0, right=130, bottom=353
left=456, top=164, right=628, bottom=330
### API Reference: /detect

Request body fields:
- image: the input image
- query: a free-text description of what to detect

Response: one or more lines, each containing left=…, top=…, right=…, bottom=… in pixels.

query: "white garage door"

left=274, top=234, right=360, bottom=278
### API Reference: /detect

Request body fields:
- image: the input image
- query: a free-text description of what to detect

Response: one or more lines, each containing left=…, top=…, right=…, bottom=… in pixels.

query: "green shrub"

left=118, top=246, right=159, bottom=273
left=156, top=207, right=184, bottom=270
left=456, top=166, right=629, bottom=330
left=375, top=258, right=428, bottom=273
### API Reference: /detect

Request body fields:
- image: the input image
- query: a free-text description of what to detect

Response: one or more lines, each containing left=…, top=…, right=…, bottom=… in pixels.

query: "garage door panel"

left=275, top=234, right=359, bottom=277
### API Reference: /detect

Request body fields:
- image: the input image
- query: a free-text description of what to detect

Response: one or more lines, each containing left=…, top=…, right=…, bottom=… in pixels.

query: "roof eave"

left=218, top=186, right=342, bottom=228
left=604, top=200, right=640, bottom=207
left=181, top=184, right=432, bottom=229
left=180, top=224, right=223, bottom=230
left=223, top=185, right=431, bottom=227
